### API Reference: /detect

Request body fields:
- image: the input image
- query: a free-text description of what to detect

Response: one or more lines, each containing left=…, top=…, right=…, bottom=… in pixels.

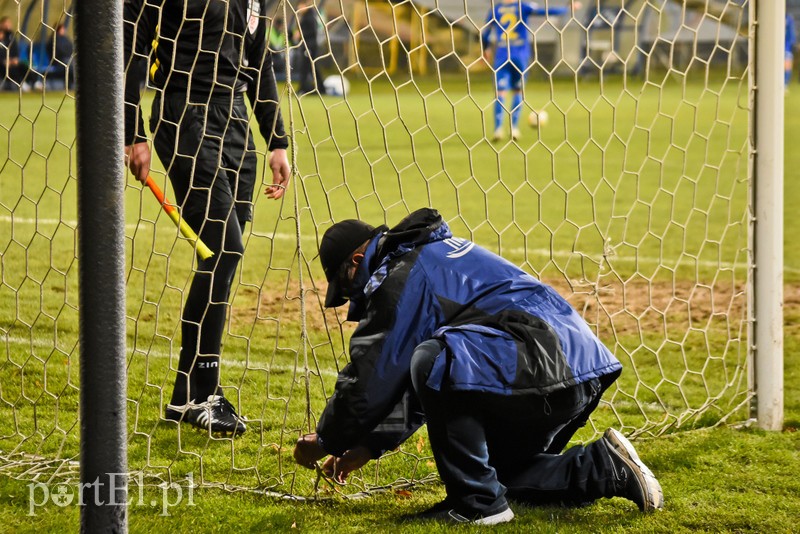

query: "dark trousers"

left=1, top=62, right=29, bottom=89
left=151, top=92, right=257, bottom=404
left=409, top=339, right=622, bottom=515
left=48, top=63, right=74, bottom=90
left=296, top=47, right=324, bottom=95
left=151, top=92, right=258, bottom=226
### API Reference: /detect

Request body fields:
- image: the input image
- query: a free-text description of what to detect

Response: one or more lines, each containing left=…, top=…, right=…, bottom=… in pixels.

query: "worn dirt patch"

left=227, top=276, right=796, bottom=342
left=552, top=277, right=749, bottom=340
left=231, top=279, right=350, bottom=335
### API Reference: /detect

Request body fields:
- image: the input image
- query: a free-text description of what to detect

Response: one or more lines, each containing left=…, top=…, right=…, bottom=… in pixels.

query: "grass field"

left=0, top=68, right=798, bottom=532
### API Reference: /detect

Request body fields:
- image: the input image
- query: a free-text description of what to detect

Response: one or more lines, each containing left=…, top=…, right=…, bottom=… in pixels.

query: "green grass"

left=2, top=424, right=799, bottom=533
left=0, top=68, right=797, bottom=532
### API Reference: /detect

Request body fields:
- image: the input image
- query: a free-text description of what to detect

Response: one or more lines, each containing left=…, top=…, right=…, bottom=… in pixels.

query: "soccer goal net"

left=0, top=0, right=762, bottom=498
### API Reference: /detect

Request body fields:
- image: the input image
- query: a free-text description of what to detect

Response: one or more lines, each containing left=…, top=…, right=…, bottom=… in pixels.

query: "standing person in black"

left=0, top=16, right=27, bottom=91
left=123, top=0, right=291, bottom=435
left=292, top=0, right=325, bottom=95
left=47, top=23, right=74, bottom=90
left=0, top=17, right=10, bottom=90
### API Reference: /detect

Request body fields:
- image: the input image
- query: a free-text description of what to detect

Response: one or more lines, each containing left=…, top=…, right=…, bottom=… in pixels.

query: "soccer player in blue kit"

left=481, top=1, right=576, bottom=141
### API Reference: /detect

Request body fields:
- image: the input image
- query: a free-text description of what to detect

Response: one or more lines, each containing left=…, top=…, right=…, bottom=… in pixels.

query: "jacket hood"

left=344, top=208, right=451, bottom=322
left=375, top=208, right=451, bottom=263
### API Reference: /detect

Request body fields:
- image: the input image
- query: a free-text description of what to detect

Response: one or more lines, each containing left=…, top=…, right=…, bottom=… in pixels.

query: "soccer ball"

left=528, top=110, right=549, bottom=128
left=323, top=75, right=350, bottom=97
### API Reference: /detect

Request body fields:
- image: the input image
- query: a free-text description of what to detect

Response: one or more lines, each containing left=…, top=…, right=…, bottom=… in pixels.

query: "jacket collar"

left=344, top=208, right=452, bottom=322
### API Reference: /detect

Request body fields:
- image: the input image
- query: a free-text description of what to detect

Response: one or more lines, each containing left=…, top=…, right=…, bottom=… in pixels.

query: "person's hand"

left=321, top=446, right=371, bottom=483
left=482, top=48, right=493, bottom=64
left=571, top=1, right=583, bottom=12
left=125, top=142, right=151, bottom=184
left=293, top=432, right=327, bottom=469
left=265, top=148, right=290, bottom=199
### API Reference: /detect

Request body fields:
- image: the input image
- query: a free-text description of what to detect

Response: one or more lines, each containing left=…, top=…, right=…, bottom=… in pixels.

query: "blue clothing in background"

left=787, top=14, right=796, bottom=87
left=481, top=0, right=568, bottom=90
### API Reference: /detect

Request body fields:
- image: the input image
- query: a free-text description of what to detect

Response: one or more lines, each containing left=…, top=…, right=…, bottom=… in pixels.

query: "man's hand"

left=321, top=446, right=371, bottom=483
left=125, top=142, right=151, bottom=184
left=293, top=433, right=327, bottom=469
left=265, top=148, right=290, bottom=199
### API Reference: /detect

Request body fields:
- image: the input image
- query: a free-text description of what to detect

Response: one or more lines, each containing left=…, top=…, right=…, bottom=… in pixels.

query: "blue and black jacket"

left=317, top=208, right=622, bottom=458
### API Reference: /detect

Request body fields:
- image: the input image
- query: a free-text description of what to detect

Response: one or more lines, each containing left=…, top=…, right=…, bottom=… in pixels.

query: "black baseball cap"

left=319, top=220, right=383, bottom=308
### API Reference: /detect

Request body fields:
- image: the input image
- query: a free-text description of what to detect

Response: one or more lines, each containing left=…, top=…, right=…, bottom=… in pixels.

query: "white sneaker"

left=603, top=428, right=664, bottom=511
left=472, top=507, right=515, bottom=525
left=409, top=501, right=515, bottom=525
left=511, top=127, right=521, bottom=140
left=491, top=128, right=506, bottom=142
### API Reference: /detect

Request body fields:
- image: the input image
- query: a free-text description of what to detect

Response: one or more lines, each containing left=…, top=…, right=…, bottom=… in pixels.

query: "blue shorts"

left=494, top=58, right=527, bottom=91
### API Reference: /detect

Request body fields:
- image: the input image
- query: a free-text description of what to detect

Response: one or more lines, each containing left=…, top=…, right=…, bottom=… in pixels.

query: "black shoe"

left=404, top=500, right=514, bottom=525
left=603, top=428, right=664, bottom=511
left=165, top=395, right=247, bottom=436
left=406, top=498, right=454, bottom=519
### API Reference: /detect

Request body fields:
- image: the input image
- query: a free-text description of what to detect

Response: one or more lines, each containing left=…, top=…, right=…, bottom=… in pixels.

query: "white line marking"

left=2, top=335, right=341, bottom=378
left=3, top=215, right=789, bottom=273
left=0, top=215, right=768, bottom=274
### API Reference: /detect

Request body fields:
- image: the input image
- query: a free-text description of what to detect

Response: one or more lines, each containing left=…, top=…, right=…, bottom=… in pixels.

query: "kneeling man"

left=294, top=208, right=663, bottom=525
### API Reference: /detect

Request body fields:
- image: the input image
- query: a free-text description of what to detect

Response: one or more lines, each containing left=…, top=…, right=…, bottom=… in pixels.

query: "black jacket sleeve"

left=316, top=260, right=437, bottom=457
left=245, top=4, right=289, bottom=151
left=123, top=0, right=157, bottom=145
left=357, top=390, right=426, bottom=459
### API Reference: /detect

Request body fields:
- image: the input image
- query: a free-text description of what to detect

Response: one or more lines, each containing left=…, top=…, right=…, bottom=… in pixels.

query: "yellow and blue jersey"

left=481, top=0, right=568, bottom=65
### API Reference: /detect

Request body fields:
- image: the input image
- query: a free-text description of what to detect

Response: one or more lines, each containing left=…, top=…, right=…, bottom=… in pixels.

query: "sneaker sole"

left=473, top=507, right=515, bottom=525
left=408, top=504, right=514, bottom=525
left=191, top=410, right=247, bottom=436
left=604, top=428, right=664, bottom=512
left=187, top=420, right=247, bottom=437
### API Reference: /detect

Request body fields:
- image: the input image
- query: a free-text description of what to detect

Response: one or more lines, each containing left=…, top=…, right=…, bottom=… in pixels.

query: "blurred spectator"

left=48, top=23, right=74, bottom=89
left=0, top=16, right=29, bottom=91
left=0, top=17, right=10, bottom=89
left=787, top=12, right=796, bottom=91
left=269, top=18, right=287, bottom=51
left=291, top=0, right=325, bottom=95
left=268, top=17, right=289, bottom=82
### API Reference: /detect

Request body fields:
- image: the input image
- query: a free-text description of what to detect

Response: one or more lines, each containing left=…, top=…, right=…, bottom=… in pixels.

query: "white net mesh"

left=0, top=0, right=752, bottom=496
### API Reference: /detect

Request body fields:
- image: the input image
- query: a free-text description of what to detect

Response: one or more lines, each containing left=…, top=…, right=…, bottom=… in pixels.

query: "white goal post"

left=752, top=0, right=784, bottom=431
